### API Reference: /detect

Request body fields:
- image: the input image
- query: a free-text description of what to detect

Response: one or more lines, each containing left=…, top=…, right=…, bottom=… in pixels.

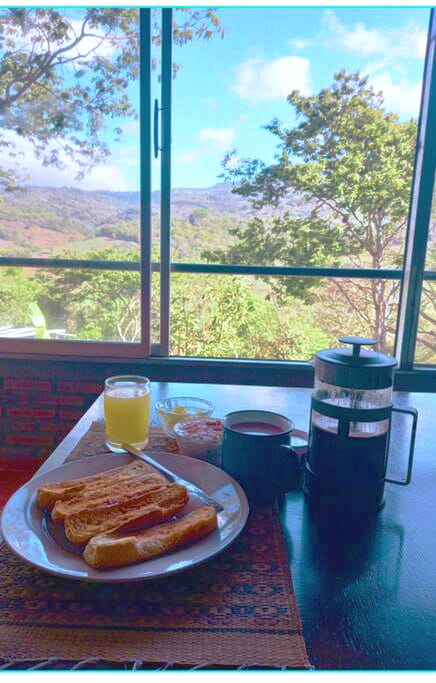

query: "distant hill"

left=0, top=183, right=261, bottom=258
left=2, top=183, right=426, bottom=261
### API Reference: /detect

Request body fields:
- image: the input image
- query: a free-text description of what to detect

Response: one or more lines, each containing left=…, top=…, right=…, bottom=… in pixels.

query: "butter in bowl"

left=173, top=418, right=224, bottom=466
left=155, top=397, right=214, bottom=438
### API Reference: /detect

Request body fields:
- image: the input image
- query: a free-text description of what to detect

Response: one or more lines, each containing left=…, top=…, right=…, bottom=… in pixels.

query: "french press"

left=304, top=336, right=418, bottom=515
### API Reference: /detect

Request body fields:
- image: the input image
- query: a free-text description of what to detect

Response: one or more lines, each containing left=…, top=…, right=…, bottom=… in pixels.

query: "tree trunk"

left=372, top=279, right=387, bottom=353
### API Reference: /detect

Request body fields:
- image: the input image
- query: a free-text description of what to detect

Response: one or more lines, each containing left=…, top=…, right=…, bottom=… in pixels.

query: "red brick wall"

left=0, top=361, right=116, bottom=466
left=0, top=356, right=187, bottom=463
left=0, top=371, right=104, bottom=462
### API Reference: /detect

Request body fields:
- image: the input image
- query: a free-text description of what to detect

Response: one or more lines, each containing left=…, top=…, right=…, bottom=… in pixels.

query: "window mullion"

left=159, top=8, right=173, bottom=356
left=140, top=8, right=152, bottom=356
left=396, top=9, right=436, bottom=369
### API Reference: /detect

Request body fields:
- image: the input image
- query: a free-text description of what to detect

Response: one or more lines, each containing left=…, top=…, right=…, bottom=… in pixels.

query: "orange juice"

left=104, top=377, right=150, bottom=452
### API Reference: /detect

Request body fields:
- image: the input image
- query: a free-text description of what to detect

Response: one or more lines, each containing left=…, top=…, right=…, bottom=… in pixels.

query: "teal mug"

left=221, top=410, right=301, bottom=503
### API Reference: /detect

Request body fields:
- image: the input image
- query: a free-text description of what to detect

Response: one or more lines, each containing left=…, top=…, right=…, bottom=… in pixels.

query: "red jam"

left=175, top=418, right=223, bottom=443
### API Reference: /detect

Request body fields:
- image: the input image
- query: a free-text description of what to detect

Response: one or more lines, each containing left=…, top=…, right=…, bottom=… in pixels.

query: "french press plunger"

left=304, top=336, right=418, bottom=515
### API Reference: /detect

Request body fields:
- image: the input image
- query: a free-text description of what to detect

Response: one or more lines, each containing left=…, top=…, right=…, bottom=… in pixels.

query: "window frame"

left=0, top=7, right=152, bottom=360
left=0, top=7, right=435, bottom=391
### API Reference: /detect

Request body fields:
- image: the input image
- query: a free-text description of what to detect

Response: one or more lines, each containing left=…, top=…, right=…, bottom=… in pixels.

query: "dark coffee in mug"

left=231, top=421, right=284, bottom=436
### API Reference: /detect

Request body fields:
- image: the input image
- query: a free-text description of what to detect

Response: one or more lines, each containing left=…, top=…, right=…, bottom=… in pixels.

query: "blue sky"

left=167, top=6, right=429, bottom=190
left=4, top=7, right=430, bottom=192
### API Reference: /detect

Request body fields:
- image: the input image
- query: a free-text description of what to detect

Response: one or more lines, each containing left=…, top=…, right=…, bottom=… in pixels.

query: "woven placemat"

left=0, top=422, right=311, bottom=670
left=65, top=421, right=181, bottom=462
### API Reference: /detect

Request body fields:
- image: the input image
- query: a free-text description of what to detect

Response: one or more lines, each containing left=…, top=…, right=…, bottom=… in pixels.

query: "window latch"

left=154, top=98, right=162, bottom=159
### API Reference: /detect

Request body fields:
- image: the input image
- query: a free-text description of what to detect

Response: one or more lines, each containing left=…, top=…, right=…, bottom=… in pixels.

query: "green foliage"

left=203, top=212, right=347, bottom=302
left=172, top=212, right=238, bottom=262
left=96, top=221, right=139, bottom=243
left=415, top=245, right=436, bottom=362
left=0, top=267, right=42, bottom=327
left=34, top=248, right=141, bottom=341
left=0, top=250, right=328, bottom=358
left=170, top=274, right=329, bottom=359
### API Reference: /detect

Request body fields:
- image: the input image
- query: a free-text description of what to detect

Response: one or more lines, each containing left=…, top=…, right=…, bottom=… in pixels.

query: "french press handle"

left=385, top=406, right=418, bottom=486
left=338, top=335, right=378, bottom=359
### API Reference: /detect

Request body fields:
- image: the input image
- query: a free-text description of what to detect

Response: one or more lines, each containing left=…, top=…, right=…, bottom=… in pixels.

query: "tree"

left=416, top=246, right=436, bottom=361
left=35, top=248, right=141, bottom=342
left=0, top=266, right=42, bottom=327
left=170, top=274, right=330, bottom=359
left=213, top=71, right=418, bottom=352
left=0, top=8, right=223, bottom=187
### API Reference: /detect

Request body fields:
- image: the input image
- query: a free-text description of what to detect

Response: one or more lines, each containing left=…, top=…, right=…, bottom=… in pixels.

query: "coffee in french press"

left=304, top=336, right=418, bottom=516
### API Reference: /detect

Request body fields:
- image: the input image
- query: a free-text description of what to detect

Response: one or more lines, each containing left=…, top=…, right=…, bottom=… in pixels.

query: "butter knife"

left=122, top=443, right=224, bottom=513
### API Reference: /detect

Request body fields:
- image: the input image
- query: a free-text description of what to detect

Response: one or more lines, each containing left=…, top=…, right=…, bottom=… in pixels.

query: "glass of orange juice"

left=104, top=375, right=151, bottom=453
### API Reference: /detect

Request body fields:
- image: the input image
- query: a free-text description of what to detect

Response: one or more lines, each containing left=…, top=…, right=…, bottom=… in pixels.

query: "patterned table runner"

left=0, top=421, right=311, bottom=670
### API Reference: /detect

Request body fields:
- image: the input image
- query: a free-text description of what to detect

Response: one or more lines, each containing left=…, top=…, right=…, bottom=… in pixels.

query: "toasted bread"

left=36, top=461, right=158, bottom=511
left=64, top=482, right=189, bottom=544
left=83, top=506, right=218, bottom=569
left=51, top=471, right=167, bottom=522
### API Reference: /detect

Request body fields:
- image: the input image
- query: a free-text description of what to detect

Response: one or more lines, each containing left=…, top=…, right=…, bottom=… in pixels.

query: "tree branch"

left=318, top=197, right=369, bottom=252
left=332, top=279, right=372, bottom=326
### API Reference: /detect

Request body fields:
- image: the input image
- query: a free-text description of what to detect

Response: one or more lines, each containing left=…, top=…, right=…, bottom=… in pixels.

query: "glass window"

left=0, top=7, right=146, bottom=351
left=0, top=265, right=140, bottom=343
left=415, top=180, right=436, bottom=364
left=168, top=7, right=427, bottom=359
left=0, top=6, right=434, bottom=385
left=169, top=274, right=400, bottom=359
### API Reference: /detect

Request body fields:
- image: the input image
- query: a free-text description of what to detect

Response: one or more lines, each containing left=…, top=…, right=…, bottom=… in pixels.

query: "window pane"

left=169, top=274, right=399, bottom=359
left=170, top=6, right=427, bottom=275
left=414, top=173, right=436, bottom=364
left=415, top=280, right=436, bottom=364
left=0, top=266, right=140, bottom=343
left=0, top=8, right=140, bottom=260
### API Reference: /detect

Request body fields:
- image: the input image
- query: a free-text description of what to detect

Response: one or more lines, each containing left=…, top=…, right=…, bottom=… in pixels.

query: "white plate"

left=1, top=452, right=249, bottom=583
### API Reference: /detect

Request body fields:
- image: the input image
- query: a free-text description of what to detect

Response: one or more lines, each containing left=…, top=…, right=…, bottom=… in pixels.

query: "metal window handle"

left=385, top=406, right=418, bottom=486
left=154, top=98, right=162, bottom=159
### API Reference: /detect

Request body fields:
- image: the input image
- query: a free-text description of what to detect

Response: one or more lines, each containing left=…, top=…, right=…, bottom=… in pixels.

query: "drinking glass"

left=104, top=375, right=151, bottom=453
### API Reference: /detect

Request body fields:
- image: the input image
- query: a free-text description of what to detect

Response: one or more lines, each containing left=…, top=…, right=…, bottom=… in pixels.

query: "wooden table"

left=36, top=382, right=436, bottom=671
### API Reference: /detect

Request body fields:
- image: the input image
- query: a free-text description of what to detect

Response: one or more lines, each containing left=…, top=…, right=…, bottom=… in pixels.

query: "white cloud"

left=320, top=11, right=425, bottom=119
left=120, top=119, right=139, bottom=137
left=174, top=129, right=236, bottom=167
left=197, top=127, right=236, bottom=151
left=288, top=38, right=313, bottom=50
left=322, top=10, right=427, bottom=60
left=0, top=131, right=136, bottom=191
left=233, top=56, right=311, bottom=102
left=370, top=71, right=422, bottom=117
left=176, top=150, right=201, bottom=165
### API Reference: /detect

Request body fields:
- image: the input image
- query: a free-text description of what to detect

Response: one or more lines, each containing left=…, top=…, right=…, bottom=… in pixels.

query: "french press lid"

left=314, top=336, right=397, bottom=390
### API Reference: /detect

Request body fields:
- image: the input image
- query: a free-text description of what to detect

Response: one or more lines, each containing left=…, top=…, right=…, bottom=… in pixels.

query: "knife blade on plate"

left=122, top=443, right=224, bottom=513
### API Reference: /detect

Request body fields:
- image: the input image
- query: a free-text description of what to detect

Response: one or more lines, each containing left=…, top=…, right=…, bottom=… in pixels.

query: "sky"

left=0, top=6, right=430, bottom=192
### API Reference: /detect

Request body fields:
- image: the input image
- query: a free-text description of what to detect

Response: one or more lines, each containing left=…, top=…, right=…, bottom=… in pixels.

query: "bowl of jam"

left=173, top=418, right=223, bottom=466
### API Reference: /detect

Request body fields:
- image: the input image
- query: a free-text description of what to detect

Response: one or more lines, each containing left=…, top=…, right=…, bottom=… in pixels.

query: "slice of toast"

left=36, top=461, right=158, bottom=511
left=64, top=482, right=189, bottom=544
left=83, top=506, right=218, bottom=569
left=51, top=470, right=167, bottom=522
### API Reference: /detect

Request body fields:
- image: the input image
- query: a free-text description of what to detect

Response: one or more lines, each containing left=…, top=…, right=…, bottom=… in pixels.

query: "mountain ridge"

left=0, top=182, right=261, bottom=257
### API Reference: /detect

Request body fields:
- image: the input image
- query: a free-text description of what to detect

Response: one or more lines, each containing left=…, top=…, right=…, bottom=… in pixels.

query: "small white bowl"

left=173, top=418, right=224, bottom=466
left=155, top=397, right=214, bottom=438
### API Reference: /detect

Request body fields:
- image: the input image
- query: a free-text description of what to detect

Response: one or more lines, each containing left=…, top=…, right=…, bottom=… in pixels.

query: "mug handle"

left=385, top=406, right=418, bottom=487
left=280, top=444, right=302, bottom=490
